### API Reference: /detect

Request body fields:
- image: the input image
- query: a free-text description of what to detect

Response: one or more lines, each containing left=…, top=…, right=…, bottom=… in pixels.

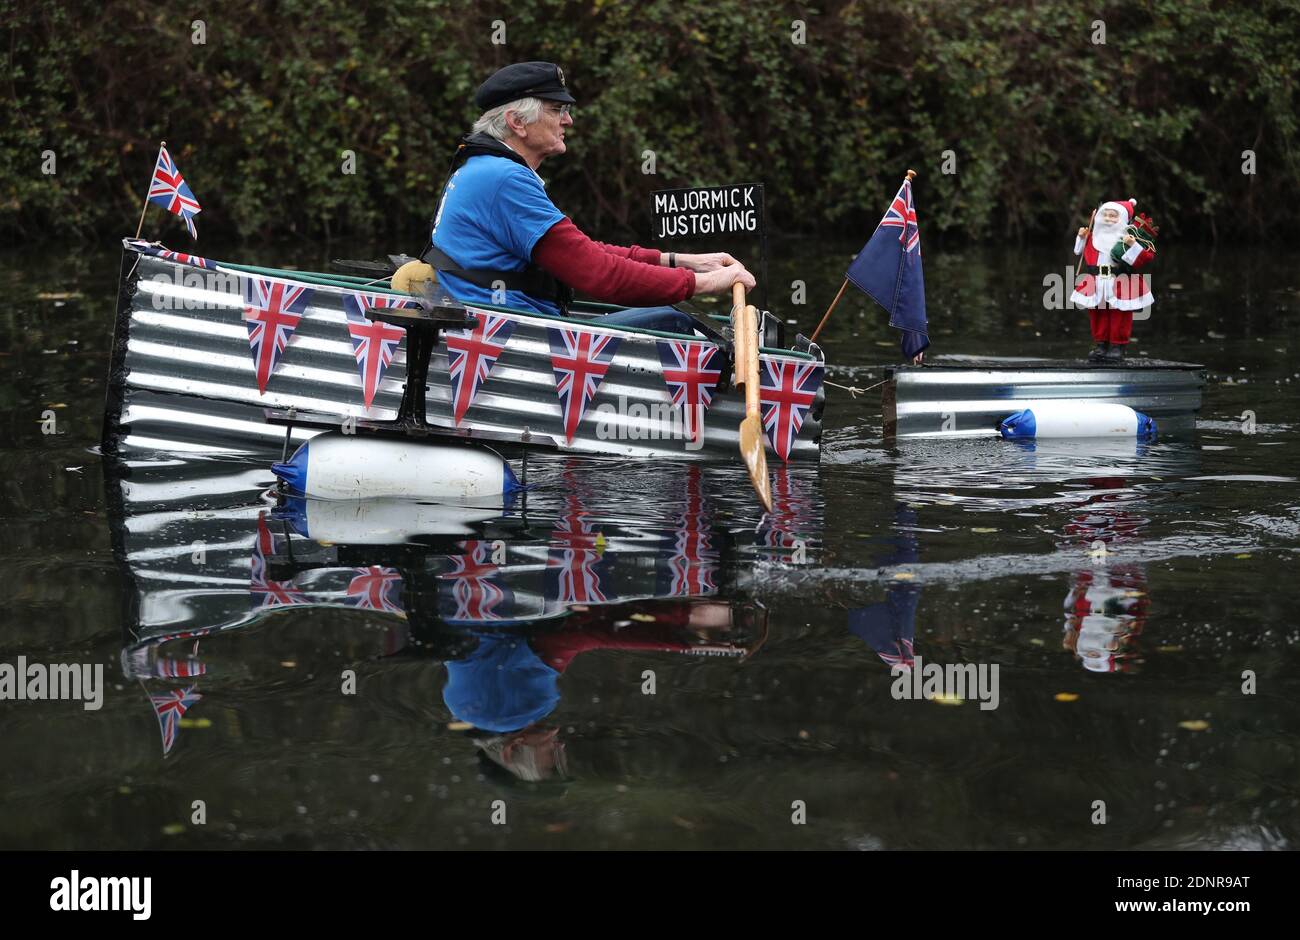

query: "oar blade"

left=739, top=414, right=772, bottom=513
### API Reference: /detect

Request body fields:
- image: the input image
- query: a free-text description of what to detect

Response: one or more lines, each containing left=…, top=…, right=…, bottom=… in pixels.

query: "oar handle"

left=731, top=282, right=749, bottom=392
left=743, top=304, right=760, bottom=417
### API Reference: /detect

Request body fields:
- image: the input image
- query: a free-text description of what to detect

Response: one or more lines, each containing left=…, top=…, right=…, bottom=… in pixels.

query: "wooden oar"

left=733, top=282, right=772, bottom=513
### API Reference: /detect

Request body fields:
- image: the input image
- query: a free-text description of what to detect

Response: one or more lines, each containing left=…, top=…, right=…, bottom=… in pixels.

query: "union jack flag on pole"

left=547, top=328, right=621, bottom=444
left=845, top=172, right=929, bottom=359
left=146, top=143, right=202, bottom=240
left=446, top=312, right=515, bottom=425
left=342, top=292, right=410, bottom=408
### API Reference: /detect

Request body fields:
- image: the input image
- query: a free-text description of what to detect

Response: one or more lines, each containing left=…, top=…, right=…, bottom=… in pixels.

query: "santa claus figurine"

left=1069, top=199, right=1157, bottom=363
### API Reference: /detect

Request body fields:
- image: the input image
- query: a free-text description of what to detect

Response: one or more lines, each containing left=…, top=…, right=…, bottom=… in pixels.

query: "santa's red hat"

left=1099, top=198, right=1137, bottom=223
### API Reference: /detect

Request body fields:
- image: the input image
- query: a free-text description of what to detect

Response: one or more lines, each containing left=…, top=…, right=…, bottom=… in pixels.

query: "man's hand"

left=678, top=252, right=737, bottom=273
left=693, top=262, right=756, bottom=296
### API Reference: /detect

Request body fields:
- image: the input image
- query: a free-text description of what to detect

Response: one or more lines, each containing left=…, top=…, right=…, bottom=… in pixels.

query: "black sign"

left=651, top=183, right=764, bottom=241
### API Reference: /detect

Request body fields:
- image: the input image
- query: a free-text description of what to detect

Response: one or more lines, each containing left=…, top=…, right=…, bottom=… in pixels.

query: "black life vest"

left=420, top=133, right=573, bottom=312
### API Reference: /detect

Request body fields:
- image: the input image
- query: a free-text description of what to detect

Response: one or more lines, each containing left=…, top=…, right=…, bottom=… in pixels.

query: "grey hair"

left=471, top=97, right=546, bottom=141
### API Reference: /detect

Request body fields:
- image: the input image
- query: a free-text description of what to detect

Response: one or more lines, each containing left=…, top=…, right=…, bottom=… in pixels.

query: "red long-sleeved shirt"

left=532, top=218, right=695, bottom=306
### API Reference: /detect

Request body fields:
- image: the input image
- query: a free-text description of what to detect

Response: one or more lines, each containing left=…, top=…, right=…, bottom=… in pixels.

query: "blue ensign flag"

left=845, top=176, right=929, bottom=359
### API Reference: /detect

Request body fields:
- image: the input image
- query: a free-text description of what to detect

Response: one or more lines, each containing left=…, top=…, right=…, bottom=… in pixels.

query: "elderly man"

left=420, top=61, right=755, bottom=333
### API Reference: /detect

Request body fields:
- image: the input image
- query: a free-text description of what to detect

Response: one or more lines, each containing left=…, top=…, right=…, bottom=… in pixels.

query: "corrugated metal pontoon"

left=883, top=355, right=1206, bottom=439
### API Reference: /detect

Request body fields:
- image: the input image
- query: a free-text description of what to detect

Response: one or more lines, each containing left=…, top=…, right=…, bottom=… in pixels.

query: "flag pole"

left=808, top=279, right=847, bottom=344
left=134, top=140, right=165, bottom=239
left=809, top=169, right=916, bottom=345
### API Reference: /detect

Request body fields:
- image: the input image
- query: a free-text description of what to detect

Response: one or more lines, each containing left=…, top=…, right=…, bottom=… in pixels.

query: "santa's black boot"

left=1088, top=342, right=1110, bottom=363
left=1102, top=343, right=1126, bottom=363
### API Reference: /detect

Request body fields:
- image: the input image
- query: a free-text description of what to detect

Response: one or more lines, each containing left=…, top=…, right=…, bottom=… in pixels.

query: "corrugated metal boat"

left=106, top=454, right=794, bottom=755
left=882, top=355, right=1206, bottom=439
left=102, top=239, right=826, bottom=462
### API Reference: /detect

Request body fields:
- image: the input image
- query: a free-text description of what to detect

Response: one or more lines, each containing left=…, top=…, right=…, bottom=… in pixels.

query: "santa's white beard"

left=1091, top=220, right=1124, bottom=256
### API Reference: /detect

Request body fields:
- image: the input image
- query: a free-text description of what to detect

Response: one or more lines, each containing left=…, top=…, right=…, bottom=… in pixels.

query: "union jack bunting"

left=250, top=513, right=306, bottom=609
left=547, top=328, right=621, bottom=444
left=149, top=686, right=202, bottom=755
left=242, top=276, right=313, bottom=395
left=439, top=540, right=510, bottom=623
left=147, top=144, right=201, bottom=240
left=124, top=239, right=217, bottom=270
left=759, top=466, right=811, bottom=552
left=657, top=340, right=722, bottom=446
left=445, top=312, right=515, bottom=425
left=345, top=566, right=404, bottom=614
left=546, top=494, right=609, bottom=605
left=759, top=357, right=823, bottom=461
left=660, top=466, right=717, bottom=597
left=342, top=292, right=411, bottom=408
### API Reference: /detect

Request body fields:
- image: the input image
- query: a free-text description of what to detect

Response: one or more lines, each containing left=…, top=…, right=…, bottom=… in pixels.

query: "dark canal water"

left=2, top=239, right=1298, bottom=849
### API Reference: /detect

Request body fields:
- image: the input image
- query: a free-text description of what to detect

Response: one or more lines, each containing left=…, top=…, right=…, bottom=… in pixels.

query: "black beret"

left=475, top=61, right=576, bottom=111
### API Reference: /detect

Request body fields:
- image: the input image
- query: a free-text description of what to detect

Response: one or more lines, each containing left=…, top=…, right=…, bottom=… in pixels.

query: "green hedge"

left=2, top=0, right=1296, bottom=244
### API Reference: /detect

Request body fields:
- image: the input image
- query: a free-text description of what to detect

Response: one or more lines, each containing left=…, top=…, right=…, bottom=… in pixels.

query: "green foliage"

left=1, top=0, right=1297, bottom=245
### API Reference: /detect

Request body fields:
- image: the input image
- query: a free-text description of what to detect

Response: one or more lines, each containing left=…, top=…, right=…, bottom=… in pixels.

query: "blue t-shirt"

left=430, top=154, right=566, bottom=316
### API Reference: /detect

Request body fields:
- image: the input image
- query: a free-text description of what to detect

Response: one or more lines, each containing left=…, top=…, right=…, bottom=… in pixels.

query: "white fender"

left=999, top=400, right=1157, bottom=439
left=277, top=495, right=507, bottom=543
left=272, top=433, right=521, bottom=500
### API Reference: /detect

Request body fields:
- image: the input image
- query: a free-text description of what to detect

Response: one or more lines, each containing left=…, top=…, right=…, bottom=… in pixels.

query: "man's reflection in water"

left=1060, top=474, right=1150, bottom=674
left=422, top=600, right=763, bottom=783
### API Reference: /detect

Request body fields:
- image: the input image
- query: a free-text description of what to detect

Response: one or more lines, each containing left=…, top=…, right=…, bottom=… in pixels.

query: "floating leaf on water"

left=118, top=785, right=132, bottom=795
left=630, top=613, right=656, bottom=622
left=446, top=721, right=472, bottom=731
left=1235, top=553, right=1252, bottom=559
left=797, top=729, right=810, bottom=740
left=1178, top=720, right=1210, bottom=732
left=1122, top=590, right=1146, bottom=598
left=161, top=823, right=186, bottom=836
left=279, top=661, right=297, bottom=668
left=1156, top=645, right=1184, bottom=653
left=1029, top=638, right=1045, bottom=646
left=971, top=527, right=998, bottom=534
left=178, top=717, right=211, bottom=729
left=1054, top=692, right=1080, bottom=702
left=37, top=291, right=83, bottom=300
left=931, top=692, right=963, bottom=706
left=892, top=572, right=916, bottom=581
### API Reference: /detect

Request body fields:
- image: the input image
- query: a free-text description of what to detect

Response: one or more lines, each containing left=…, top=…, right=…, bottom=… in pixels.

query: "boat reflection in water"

left=1052, top=441, right=1153, bottom=675
left=110, top=458, right=772, bottom=775
left=847, top=436, right=1201, bottom=676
